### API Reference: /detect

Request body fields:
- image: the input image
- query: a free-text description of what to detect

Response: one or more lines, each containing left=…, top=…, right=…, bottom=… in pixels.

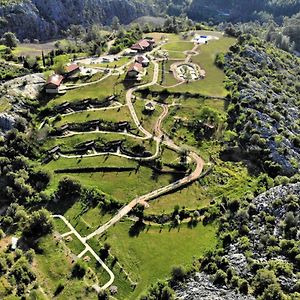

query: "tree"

left=72, top=260, right=87, bottom=278
left=68, top=25, right=85, bottom=45
left=1, top=32, right=19, bottom=49
left=253, top=269, right=277, bottom=296
left=57, top=177, right=82, bottom=200
left=23, top=208, right=53, bottom=238
left=171, top=265, right=186, bottom=282
left=111, top=16, right=121, bottom=31
left=214, top=269, right=227, bottom=285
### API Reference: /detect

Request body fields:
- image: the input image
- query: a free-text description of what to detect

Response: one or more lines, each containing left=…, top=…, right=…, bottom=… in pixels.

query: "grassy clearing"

left=133, top=98, right=163, bottom=134
left=62, top=201, right=115, bottom=237
left=147, top=32, right=185, bottom=44
left=162, top=42, right=194, bottom=52
left=53, top=218, right=70, bottom=234
left=53, top=106, right=133, bottom=127
left=146, top=181, right=210, bottom=215
left=91, top=220, right=217, bottom=299
left=84, top=56, right=132, bottom=68
left=12, top=41, right=59, bottom=57
left=33, top=236, right=98, bottom=300
left=45, top=165, right=177, bottom=204
left=151, top=37, right=236, bottom=97
left=167, top=51, right=187, bottom=60
left=159, top=60, right=180, bottom=87
left=47, top=74, right=126, bottom=107
left=42, top=132, right=155, bottom=153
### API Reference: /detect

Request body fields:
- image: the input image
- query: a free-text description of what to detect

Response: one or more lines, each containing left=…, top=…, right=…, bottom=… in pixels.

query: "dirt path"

left=84, top=54, right=205, bottom=241
left=52, top=42, right=205, bottom=291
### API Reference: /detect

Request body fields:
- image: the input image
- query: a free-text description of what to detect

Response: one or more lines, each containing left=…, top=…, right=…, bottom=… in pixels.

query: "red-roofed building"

left=45, top=74, right=64, bottom=94
left=64, top=63, right=80, bottom=77
left=127, top=62, right=144, bottom=78
left=131, top=38, right=155, bottom=52
left=135, top=55, right=150, bottom=67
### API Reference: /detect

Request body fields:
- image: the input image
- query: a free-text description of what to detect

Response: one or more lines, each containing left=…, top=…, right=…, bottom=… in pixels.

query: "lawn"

left=151, top=36, right=236, bottom=97
left=146, top=32, right=186, bottom=44
left=53, top=106, right=133, bottom=128
left=162, top=42, right=194, bottom=52
left=84, top=56, right=132, bottom=68
left=47, top=74, right=126, bottom=108
left=12, top=41, right=58, bottom=57
left=133, top=98, right=163, bottom=134
left=90, top=220, right=217, bottom=299
left=60, top=201, right=115, bottom=237
left=45, top=163, right=178, bottom=204
left=146, top=181, right=211, bottom=215
left=159, top=60, right=180, bottom=87
left=33, top=235, right=98, bottom=300
left=43, top=132, right=155, bottom=153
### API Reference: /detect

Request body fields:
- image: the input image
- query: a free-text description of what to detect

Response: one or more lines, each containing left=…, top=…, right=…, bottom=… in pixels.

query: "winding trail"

left=53, top=42, right=205, bottom=292
left=84, top=57, right=204, bottom=240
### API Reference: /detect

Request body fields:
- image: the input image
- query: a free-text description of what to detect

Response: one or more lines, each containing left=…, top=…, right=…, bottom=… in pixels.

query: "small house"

left=48, top=146, right=60, bottom=155
left=64, top=64, right=80, bottom=77
left=131, top=38, right=155, bottom=52
left=144, top=101, right=155, bottom=112
left=135, top=55, right=150, bottom=67
left=45, top=74, right=64, bottom=94
left=127, top=62, right=144, bottom=78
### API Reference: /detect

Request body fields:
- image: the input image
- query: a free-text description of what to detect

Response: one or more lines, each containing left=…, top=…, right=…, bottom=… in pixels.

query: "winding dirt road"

left=53, top=43, right=205, bottom=291
left=84, top=57, right=204, bottom=241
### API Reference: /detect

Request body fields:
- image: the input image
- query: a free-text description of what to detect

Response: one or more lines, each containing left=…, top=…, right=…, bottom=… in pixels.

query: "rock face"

left=0, top=113, right=16, bottom=131
left=2, top=73, right=45, bottom=99
left=175, top=272, right=255, bottom=300
left=0, top=0, right=155, bottom=40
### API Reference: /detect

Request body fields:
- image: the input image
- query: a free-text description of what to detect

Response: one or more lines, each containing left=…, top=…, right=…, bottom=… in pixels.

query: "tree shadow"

left=128, top=221, right=146, bottom=237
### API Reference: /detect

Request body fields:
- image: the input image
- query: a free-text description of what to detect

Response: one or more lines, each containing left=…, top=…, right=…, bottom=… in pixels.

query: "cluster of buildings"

left=126, top=38, right=155, bottom=80
left=45, top=63, right=80, bottom=94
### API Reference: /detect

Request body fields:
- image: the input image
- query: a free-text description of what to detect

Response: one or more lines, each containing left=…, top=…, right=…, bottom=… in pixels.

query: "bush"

left=171, top=265, right=187, bottom=282
left=72, top=260, right=87, bottom=278
left=214, top=269, right=227, bottom=285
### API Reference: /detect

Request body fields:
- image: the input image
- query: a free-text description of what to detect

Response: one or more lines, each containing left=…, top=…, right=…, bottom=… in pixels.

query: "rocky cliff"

left=0, top=0, right=155, bottom=40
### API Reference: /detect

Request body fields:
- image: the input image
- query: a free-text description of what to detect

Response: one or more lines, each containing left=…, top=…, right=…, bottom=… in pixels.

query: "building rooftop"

left=128, top=62, right=143, bottom=73
left=46, top=74, right=64, bottom=87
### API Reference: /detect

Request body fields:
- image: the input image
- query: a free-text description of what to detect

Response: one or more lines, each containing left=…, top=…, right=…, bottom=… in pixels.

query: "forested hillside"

left=223, top=35, right=300, bottom=176
left=0, top=0, right=155, bottom=40
left=1, top=0, right=300, bottom=41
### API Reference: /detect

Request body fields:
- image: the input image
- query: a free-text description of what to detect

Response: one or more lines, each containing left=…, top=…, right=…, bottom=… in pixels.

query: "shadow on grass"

left=128, top=221, right=146, bottom=237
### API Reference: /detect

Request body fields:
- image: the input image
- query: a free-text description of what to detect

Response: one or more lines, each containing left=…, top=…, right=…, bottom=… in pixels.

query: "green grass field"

left=53, top=106, right=133, bottom=128
left=159, top=60, right=180, bottom=87
left=152, top=36, right=236, bottom=97
left=43, top=132, right=155, bottom=153
left=45, top=165, right=175, bottom=204
left=84, top=56, right=132, bottom=68
left=133, top=98, right=163, bottom=134
left=162, top=42, right=194, bottom=52
left=90, top=220, right=217, bottom=299
left=47, top=74, right=127, bottom=108
left=33, top=236, right=98, bottom=300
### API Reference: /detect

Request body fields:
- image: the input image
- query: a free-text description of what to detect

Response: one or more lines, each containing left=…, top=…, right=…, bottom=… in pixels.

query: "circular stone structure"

left=171, top=62, right=206, bottom=82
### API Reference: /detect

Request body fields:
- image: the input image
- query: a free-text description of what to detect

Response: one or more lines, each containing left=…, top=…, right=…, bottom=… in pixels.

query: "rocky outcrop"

left=0, top=113, right=16, bottom=132
left=175, top=272, right=255, bottom=300
left=2, top=73, right=45, bottom=99
left=0, top=0, right=155, bottom=40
